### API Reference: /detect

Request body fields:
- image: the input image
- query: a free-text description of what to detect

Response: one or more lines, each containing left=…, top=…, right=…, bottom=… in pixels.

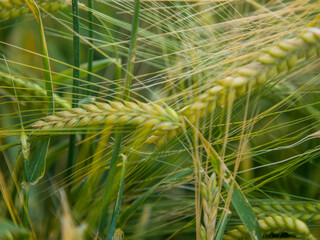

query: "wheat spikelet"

left=200, top=172, right=219, bottom=240
left=31, top=101, right=181, bottom=139
left=0, top=75, right=70, bottom=109
left=223, top=214, right=316, bottom=240
left=254, top=203, right=320, bottom=223
left=0, top=0, right=67, bottom=20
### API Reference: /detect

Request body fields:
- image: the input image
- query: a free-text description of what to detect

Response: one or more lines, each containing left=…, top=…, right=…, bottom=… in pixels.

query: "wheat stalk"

left=200, top=172, right=219, bottom=240
left=0, top=0, right=67, bottom=20
left=0, top=74, right=70, bottom=109
left=223, top=214, right=316, bottom=240
left=254, top=203, right=320, bottom=223
left=31, top=101, right=181, bottom=140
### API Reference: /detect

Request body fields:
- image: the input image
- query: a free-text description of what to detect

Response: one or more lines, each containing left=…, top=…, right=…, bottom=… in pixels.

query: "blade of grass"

left=191, top=115, right=201, bottom=240
left=122, top=0, right=140, bottom=101
left=68, top=0, right=81, bottom=183
left=24, top=139, right=49, bottom=183
left=86, top=0, right=94, bottom=96
left=215, top=211, right=230, bottom=240
left=106, top=154, right=127, bottom=240
left=98, top=0, right=141, bottom=236
left=224, top=179, right=262, bottom=240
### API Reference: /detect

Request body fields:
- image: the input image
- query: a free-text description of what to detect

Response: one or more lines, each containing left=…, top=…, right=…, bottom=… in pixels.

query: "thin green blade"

left=225, top=181, right=262, bottom=240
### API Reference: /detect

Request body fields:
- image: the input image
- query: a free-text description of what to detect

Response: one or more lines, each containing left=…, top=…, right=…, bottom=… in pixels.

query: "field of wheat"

left=0, top=0, right=320, bottom=239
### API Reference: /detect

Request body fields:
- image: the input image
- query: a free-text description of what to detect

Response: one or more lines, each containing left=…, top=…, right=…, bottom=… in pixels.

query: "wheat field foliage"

left=0, top=0, right=320, bottom=239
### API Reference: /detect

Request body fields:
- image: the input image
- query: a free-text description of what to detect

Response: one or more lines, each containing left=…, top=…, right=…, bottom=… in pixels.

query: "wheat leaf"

left=106, top=154, right=127, bottom=240
left=0, top=218, right=29, bottom=237
left=24, top=138, right=50, bottom=184
left=225, top=180, right=262, bottom=240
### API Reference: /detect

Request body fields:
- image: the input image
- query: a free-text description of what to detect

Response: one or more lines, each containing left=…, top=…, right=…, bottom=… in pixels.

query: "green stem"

left=68, top=0, right=80, bottom=180
left=123, top=0, right=140, bottom=101
left=22, top=188, right=29, bottom=228
left=106, top=155, right=127, bottom=240
left=39, top=21, right=54, bottom=114
left=86, top=0, right=94, bottom=95
left=98, top=0, right=141, bottom=237
left=98, top=132, right=123, bottom=235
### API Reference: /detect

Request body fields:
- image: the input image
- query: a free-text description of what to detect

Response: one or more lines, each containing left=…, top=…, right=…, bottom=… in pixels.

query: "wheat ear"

left=31, top=101, right=181, bottom=139
left=0, top=0, right=67, bottom=20
left=0, top=75, right=70, bottom=109
left=200, top=172, right=219, bottom=240
left=182, top=27, right=320, bottom=123
left=223, top=214, right=316, bottom=240
left=254, top=203, right=320, bottom=223
left=145, top=27, right=320, bottom=145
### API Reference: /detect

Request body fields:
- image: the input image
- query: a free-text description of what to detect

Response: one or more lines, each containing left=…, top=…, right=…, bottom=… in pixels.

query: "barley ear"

left=31, top=101, right=181, bottom=144
left=0, top=75, right=70, bottom=109
left=223, top=214, right=316, bottom=240
left=201, top=172, right=219, bottom=240
left=182, top=27, right=320, bottom=125
left=0, top=0, right=68, bottom=20
left=254, top=202, right=320, bottom=223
